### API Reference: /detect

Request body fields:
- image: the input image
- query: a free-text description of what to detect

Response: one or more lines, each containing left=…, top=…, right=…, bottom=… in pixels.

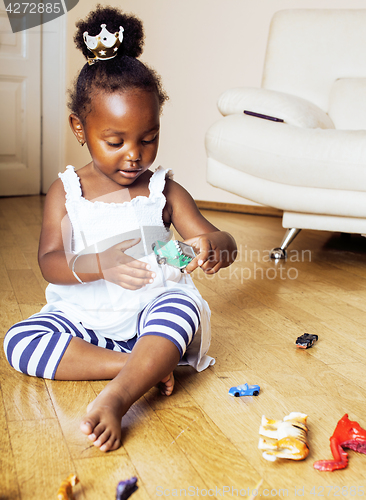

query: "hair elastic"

left=83, top=24, right=124, bottom=65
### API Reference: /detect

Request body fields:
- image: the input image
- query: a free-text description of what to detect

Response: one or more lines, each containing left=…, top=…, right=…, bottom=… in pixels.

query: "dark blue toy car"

left=296, top=333, right=318, bottom=349
left=228, top=383, right=260, bottom=397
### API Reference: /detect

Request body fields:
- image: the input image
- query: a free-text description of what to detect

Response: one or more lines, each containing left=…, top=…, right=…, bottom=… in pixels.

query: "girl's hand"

left=183, top=232, right=237, bottom=275
left=162, top=179, right=237, bottom=276
left=99, top=238, right=156, bottom=290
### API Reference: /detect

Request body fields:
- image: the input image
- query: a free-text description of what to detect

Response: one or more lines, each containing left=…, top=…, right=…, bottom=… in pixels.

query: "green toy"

left=152, top=240, right=195, bottom=270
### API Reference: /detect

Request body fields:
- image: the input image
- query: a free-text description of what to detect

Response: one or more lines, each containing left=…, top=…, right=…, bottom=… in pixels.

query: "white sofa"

left=205, top=9, right=366, bottom=258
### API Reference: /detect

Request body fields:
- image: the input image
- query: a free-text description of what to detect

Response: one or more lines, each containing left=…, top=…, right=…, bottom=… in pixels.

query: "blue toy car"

left=228, top=383, right=260, bottom=397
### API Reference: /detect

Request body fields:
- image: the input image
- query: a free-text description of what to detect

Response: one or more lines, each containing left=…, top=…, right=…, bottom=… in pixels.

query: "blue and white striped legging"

left=3, top=292, right=200, bottom=380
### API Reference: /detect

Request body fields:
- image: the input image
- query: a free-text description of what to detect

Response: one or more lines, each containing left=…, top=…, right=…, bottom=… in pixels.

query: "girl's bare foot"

left=80, top=372, right=175, bottom=451
left=80, top=383, right=128, bottom=452
left=158, top=372, right=175, bottom=396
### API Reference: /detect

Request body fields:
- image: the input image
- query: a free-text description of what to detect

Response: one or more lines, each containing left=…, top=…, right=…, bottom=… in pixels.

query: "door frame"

left=41, top=14, right=67, bottom=193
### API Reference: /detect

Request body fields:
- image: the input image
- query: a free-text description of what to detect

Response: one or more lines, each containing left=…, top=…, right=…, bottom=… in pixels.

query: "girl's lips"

left=118, top=169, right=142, bottom=178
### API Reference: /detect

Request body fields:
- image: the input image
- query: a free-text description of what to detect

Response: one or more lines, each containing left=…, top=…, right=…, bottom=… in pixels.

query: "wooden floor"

left=1, top=195, right=366, bottom=500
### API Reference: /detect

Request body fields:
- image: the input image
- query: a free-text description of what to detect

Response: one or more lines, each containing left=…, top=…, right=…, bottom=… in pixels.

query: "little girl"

left=4, top=5, right=236, bottom=452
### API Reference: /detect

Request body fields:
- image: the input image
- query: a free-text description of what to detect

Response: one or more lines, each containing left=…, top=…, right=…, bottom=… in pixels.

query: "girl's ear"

left=69, top=114, right=86, bottom=146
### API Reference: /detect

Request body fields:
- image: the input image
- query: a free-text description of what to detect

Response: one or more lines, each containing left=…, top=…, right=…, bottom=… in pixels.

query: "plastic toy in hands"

left=258, top=412, right=309, bottom=462
left=116, top=477, right=138, bottom=500
left=228, top=383, right=260, bottom=397
left=152, top=240, right=195, bottom=270
left=296, top=333, right=318, bottom=349
left=313, top=414, right=366, bottom=471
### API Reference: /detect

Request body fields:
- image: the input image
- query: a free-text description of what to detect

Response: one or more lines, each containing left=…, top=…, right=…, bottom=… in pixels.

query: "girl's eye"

left=106, top=141, right=123, bottom=148
left=142, top=136, right=158, bottom=145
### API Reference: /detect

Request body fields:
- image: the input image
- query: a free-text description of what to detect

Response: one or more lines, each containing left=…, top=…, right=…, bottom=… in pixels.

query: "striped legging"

left=3, top=292, right=200, bottom=380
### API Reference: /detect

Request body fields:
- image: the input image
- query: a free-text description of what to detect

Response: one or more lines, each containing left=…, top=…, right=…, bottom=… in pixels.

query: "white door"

left=0, top=3, right=41, bottom=196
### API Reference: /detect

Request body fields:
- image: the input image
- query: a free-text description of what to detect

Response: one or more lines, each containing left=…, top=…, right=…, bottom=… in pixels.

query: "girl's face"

left=81, top=89, right=160, bottom=187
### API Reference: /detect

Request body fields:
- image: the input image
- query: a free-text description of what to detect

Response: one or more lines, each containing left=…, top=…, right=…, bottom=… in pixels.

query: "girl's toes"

left=90, top=424, right=109, bottom=446
left=92, top=423, right=118, bottom=448
left=80, top=419, right=95, bottom=436
left=88, top=432, right=97, bottom=442
left=96, top=431, right=119, bottom=452
left=81, top=417, right=105, bottom=442
left=159, top=373, right=175, bottom=396
left=100, top=436, right=121, bottom=452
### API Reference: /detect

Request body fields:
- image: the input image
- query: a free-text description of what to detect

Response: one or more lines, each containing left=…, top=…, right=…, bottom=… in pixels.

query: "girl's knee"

left=138, top=292, right=201, bottom=358
left=3, top=321, right=68, bottom=379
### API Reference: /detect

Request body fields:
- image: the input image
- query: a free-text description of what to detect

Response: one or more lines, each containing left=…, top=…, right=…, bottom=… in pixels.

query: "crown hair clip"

left=83, top=24, right=124, bottom=65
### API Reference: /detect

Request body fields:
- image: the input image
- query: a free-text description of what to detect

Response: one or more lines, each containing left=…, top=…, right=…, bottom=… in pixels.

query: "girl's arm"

left=38, top=179, right=85, bottom=285
left=38, top=179, right=155, bottom=289
left=163, top=180, right=237, bottom=274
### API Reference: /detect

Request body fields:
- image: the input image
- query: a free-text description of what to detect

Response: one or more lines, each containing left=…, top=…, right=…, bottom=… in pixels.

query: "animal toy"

left=258, top=412, right=309, bottom=461
left=57, top=474, right=79, bottom=500
left=116, top=476, right=138, bottom=500
left=314, top=414, right=366, bottom=471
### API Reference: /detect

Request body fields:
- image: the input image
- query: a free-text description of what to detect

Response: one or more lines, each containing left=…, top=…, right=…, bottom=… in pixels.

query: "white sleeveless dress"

left=40, top=166, right=215, bottom=371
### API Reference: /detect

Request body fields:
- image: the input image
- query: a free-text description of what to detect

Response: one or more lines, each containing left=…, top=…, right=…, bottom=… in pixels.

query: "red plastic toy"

left=313, top=414, right=366, bottom=471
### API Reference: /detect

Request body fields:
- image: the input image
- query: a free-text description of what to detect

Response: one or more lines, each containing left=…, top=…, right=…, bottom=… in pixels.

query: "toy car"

left=295, top=333, right=318, bottom=349
left=152, top=240, right=195, bottom=270
left=228, top=383, right=260, bottom=397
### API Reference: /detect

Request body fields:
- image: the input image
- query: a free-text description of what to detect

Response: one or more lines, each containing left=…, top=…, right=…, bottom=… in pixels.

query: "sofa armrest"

left=217, top=87, right=335, bottom=129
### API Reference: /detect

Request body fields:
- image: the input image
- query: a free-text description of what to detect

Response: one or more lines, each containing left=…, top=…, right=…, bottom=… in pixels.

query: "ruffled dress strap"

left=58, top=165, right=82, bottom=202
left=149, top=166, right=173, bottom=198
left=58, top=166, right=86, bottom=252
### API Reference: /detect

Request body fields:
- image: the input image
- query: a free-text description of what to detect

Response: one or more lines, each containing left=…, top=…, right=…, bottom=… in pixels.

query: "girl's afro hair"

left=68, top=5, right=168, bottom=122
left=74, top=4, right=144, bottom=61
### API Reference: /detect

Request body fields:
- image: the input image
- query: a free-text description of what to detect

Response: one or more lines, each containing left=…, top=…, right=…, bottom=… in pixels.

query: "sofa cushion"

left=218, top=87, right=335, bottom=129
left=328, top=78, right=366, bottom=130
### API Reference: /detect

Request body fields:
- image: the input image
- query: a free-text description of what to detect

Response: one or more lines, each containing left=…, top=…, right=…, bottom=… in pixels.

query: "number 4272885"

left=310, top=485, right=364, bottom=496
left=6, top=3, right=62, bottom=14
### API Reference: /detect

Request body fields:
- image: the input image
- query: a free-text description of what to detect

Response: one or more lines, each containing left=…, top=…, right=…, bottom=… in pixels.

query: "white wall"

left=62, top=0, right=366, bottom=204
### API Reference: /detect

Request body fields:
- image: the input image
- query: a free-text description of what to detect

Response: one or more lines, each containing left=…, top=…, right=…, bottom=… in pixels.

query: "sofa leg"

left=270, top=228, right=301, bottom=260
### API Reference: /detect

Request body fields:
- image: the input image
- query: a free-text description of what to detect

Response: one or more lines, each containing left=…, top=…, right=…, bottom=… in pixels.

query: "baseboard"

left=195, top=200, right=283, bottom=217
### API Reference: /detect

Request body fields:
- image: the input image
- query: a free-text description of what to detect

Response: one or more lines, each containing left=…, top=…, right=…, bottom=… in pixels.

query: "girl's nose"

left=126, top=145, right=141, bottom=162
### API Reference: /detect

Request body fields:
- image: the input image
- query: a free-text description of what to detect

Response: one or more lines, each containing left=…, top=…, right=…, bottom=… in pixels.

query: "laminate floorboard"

left=1, top=196, right=365, bottom=499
